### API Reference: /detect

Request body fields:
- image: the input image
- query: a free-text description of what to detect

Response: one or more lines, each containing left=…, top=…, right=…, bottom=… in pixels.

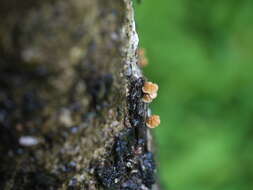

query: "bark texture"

left=0, top=0, right=159, bottom=189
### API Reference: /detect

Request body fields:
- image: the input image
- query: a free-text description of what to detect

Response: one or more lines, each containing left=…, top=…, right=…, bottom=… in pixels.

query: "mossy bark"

left=0, top=0, right=159, bottom=189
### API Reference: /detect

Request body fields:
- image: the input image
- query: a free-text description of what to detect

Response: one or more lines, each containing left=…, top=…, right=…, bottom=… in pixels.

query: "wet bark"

left=0, top=0, right=159, bottom=189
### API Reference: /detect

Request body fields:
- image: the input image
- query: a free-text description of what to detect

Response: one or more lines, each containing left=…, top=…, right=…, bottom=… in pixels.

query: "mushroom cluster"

left=141, top=81, right=160, bottom=129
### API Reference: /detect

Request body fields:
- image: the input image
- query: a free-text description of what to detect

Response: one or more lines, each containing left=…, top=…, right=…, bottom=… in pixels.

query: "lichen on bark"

left=0, top=0, right=159, bottom=189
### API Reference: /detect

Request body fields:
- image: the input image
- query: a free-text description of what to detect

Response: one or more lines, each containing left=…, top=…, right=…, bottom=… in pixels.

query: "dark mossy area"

left=0, top=0, right=158, bottom=189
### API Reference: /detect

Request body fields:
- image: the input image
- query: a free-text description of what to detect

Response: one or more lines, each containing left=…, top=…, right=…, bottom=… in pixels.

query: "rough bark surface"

left=0, top=0, right=159, bottom=189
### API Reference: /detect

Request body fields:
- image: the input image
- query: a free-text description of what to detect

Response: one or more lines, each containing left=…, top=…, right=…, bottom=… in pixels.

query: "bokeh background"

left=135, top=0, right=253, bottom=190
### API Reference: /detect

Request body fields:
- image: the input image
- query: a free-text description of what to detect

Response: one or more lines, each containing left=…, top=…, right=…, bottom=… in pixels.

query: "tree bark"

left=0, top=0, right=159, bottom=189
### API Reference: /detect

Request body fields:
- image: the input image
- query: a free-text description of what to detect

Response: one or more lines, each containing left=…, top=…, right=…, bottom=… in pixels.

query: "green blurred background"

left=135, top=0, right=253, bottom=189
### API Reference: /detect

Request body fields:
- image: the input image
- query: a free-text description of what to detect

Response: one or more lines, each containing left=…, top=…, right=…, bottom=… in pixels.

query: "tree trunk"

left=0, top=0, right=159, bottom=189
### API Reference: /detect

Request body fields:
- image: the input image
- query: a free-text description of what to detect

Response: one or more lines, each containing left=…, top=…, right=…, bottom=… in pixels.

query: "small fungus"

left=146, top=115, right=160, bottom=128
left=142, top=82, right=158, bottom=103
left=138, top=48, right=148, bottom=67
left=149, top=92, right=157, bottom=99
left=142, top=82, right=158, bottom=94
left=142, top=94, right=153, bottom=103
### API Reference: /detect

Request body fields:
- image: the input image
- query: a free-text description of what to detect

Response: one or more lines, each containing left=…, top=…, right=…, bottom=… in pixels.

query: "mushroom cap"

left=138, top=48, right=145, bottom=57
left=149, top=92, right=157, bottom=99
left=146, top=115, right=160, bottom=128
left=138, top=57, right=148, bottom=67
left=142, top=94, right=153, bottom=103
left=142, top=82, right=159, bottom=94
